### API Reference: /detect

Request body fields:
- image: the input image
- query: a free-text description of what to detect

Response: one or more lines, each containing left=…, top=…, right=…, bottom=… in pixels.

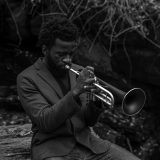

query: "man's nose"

left=62, top=55, right=72, bottom=64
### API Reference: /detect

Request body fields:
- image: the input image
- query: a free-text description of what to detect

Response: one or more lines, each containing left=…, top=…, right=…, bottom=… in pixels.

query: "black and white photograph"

left=0, top=0, right=160, bottom=160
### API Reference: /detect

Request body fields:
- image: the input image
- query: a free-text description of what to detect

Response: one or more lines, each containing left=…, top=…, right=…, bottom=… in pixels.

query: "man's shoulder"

left=18, top=65, right=35, bottom=78
left=17, top=58, right=42, bottom=80
left=17, top=63, right=37, bottom=84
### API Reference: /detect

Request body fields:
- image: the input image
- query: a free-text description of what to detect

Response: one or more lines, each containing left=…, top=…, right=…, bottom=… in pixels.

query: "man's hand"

left=88, top=92, right=105, bottom=110
left=72, top=66, right=96, bottom=97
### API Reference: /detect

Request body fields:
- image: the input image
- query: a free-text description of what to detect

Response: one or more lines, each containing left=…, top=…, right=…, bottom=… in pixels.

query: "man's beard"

left=45, top=55, right=68, bottom=78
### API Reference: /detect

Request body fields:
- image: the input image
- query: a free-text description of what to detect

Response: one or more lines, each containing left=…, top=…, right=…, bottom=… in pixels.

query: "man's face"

left=46, top=38, right=78, bottom=70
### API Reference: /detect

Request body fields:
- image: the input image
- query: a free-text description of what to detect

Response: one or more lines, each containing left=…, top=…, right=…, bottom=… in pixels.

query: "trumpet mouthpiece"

left=65, top=65, right=71, bottom=70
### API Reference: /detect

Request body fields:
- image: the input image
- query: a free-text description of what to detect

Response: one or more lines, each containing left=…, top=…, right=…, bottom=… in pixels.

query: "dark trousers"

left=44, top=141, right=141, bottom=160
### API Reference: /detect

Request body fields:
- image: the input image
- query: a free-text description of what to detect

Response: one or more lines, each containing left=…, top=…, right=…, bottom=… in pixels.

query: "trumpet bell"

left=122, top=88, right=146, bottom=116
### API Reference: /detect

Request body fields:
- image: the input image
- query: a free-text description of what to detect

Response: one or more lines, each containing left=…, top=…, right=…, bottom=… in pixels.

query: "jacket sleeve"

left=83, top=100, right=104, bottom=127
left=17, top=75, right=81, bottom=133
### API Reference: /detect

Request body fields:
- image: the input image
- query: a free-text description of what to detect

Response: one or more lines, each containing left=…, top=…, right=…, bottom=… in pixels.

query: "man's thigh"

left=44, top=157, right=65, bottom=160
left=44, top=141, right=141, bottom=160
left=108, top=142, right=141, bottom=160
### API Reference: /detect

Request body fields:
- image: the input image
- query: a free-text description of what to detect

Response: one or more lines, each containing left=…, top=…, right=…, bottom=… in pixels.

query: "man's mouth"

left=62, top=58, right=72, bottom=65
left=59, top=61, right=69, bottom=69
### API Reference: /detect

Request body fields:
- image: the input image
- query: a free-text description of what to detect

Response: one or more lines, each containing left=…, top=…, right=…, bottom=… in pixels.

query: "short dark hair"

left=38, top=16, right=79, bottom=48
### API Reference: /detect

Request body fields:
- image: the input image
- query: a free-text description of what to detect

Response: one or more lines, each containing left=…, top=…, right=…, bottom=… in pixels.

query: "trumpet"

left=65, top=64, right=146, bottom=116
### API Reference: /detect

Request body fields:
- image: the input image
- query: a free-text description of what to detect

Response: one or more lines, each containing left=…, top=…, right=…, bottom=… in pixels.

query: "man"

left=17, top=16, right=141, bottom=160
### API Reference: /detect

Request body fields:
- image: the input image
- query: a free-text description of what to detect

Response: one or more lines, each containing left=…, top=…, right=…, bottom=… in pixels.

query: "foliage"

left=32, top=0, right=160, bottom=54
left=2, top=0, right=160, bottom=53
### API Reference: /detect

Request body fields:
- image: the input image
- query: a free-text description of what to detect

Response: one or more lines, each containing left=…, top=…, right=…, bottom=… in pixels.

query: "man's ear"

left=42, top=45, right=48, bottom=56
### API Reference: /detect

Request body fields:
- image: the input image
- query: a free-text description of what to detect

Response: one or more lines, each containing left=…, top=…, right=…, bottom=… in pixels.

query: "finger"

left=83, top=85, right=95, bottom=91
left=86, top=66, right=95, bottom=78
left=86, top=66, right=94, bottom=72
left=88, top=93, right=98, bottom=102
left=85, top=78, right=96, bottom=84
left=90, top=88, right=99, bottom=93
left=81, top=66, right=94, bottom=77
left=80, top=68, right=90, bottom=77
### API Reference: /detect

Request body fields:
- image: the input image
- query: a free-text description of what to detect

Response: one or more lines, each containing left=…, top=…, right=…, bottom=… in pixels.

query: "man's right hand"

left=72, top=66, right=96, bottom=97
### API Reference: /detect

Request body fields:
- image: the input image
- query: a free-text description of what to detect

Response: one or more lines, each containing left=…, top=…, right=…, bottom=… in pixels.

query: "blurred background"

left=0, top=0, right=160, bottom=159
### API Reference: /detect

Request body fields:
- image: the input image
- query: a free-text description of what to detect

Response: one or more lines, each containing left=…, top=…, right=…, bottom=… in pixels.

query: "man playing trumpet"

left=17, top=16, right=141, bottom=160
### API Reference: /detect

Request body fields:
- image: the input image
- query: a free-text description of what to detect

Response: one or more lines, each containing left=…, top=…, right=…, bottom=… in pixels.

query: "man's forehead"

left=55, top=38, right=79, bottom=50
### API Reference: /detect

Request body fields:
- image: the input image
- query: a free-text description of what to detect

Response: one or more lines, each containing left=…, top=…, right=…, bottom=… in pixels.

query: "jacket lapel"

left=34, top=58, right=63, bottom=98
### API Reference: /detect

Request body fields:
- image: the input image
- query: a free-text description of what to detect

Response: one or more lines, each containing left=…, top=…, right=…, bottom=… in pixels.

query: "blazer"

left=17, top=58, right=110, bottom=160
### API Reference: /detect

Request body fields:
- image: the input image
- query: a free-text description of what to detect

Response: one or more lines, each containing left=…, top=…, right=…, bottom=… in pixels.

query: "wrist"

left=71, top=89, right=82, bottom=106
left=72, top=88, right=80, bottom=99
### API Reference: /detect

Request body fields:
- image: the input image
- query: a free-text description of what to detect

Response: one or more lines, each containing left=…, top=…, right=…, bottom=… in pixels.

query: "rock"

left=0, top=124, right=32, bottom=160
